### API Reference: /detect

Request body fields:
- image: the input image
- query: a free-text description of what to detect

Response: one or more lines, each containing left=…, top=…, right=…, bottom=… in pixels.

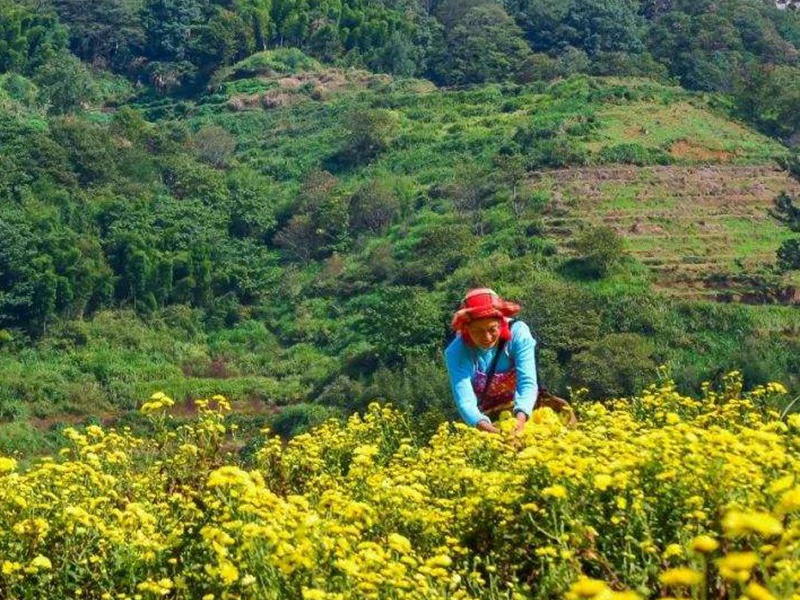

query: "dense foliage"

left=1, top=0, right=799, bottom=450
left=0, top=0, right=798, bottom=135
left=1, top=61, right=799, bottom=452
left=0, top=374, right=798, bottom=598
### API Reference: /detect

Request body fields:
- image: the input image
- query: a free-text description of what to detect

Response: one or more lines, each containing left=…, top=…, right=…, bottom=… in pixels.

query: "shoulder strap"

left=480, top=336, right=508, bottom=400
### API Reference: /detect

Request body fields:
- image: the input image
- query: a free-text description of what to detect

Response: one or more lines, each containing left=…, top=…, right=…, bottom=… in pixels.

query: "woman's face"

left=466, top=318, right=501, bottom=349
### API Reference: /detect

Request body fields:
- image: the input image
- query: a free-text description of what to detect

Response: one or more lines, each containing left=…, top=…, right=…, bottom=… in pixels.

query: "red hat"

left=451, top=288, right=520, bottom=339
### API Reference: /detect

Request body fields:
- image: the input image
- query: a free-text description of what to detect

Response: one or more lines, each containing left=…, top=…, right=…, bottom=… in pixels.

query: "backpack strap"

left=478, top=318, right=515, bottom=401
left=479, top=336, right=507, bottom=401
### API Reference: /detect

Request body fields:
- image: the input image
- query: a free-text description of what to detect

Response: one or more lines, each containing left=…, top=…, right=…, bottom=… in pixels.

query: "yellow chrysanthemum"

left=690, top=535, right=719, bottom=553
left=542, top=485, right=568, bottom=499
left=0, top=456, right=17, bottom=472
left=722, top=510, right=783, bottom=538
left=659, top=568, right=703, bottom=587
left=745, top=582, right=776, bottom=600
left=717, top=552, right=758, bottom=582
left=568, top=578, right=609, bottom=598
left=29, top=555, right=52, bottom=571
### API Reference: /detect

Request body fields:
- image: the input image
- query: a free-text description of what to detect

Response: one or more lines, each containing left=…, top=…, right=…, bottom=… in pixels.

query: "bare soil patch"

left=669, top=140, right=735, bottom=162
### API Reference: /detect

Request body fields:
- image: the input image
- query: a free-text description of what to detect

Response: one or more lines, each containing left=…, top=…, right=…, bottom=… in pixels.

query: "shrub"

left=569, top=333, right=657, bottom=399
left=573, top=225, right=627, bottom=278
left=598, top=143, right=672, bottom=165
left=269, top=403, right=342, bottom=438
left=777, top=238, right=800, bottom=271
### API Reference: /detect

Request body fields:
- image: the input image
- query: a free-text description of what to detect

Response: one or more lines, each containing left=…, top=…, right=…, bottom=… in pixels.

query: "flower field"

left=1, top=374, right=799, bottom=600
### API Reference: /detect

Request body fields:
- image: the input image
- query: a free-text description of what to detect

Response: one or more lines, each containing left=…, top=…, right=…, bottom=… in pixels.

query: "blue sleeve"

left=444, top=338, right=490, bottom=427
left=511, top=321, right=538, bottom=417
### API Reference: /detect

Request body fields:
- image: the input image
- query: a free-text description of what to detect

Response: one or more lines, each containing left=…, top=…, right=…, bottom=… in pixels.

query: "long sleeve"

left=444, top=338, right=489, bottom=427
left=511, top=321, right=538, bottom=417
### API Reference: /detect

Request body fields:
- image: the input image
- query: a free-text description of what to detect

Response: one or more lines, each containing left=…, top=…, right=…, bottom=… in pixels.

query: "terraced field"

left=533, top=165, right=800, bottom=301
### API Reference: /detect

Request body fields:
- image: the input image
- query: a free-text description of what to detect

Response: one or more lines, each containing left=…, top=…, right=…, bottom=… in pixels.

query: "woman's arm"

left=444, top=339, right=491, bottom=428
left=511, top=321, right=538, bottom=418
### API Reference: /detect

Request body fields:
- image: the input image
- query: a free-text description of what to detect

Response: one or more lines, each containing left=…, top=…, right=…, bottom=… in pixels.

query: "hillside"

left=537, top=164, right=800, bottom=300
left=1, top=62, right=799, bottom=457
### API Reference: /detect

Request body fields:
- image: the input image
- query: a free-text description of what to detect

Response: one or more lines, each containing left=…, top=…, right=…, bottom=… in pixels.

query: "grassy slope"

left=2, top=63, right=798, bottom=454
left=186, top=68, right=793, bottom=297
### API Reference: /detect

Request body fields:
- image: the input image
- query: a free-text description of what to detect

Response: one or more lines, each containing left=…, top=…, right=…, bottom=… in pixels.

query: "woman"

left=444, top=288, right=538, bottom=433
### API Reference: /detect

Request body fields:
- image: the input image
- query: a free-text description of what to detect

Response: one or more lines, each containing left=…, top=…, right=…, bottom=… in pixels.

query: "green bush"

left=269, top=403, right=342, bottom=439
left=572, top=225, right=627, bottom=278
left=568, top=333, right=657, bottom=400
left=598, top=143, right=672, bottom=165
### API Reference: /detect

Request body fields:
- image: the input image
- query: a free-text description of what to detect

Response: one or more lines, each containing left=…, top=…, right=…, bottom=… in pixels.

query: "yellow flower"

left=765, top=382, right=787, bottom=395
left=568, top=577, right=609, bottom=598
left=207, top=466, right=254, bottom=489
left=30, top=555, right=52, bottom=571
left=745, top=582, right=776, bottom=600
left=218, top=561, right=239, bottom=585
left=593, top=474, right=613, bottom=491
left=716, top=552, right=758, bottom=582
left=0, top=456, right=17, bottom=472
left=608, top=593, right=641, bottom=600
left=767, top=475, right=794, bottom=494
left=425, top=555, right=452, bottom=568
left=2, top=561, right=22, bottom=575
left=542, top=485, right=568, bottom=499
left=722, top=510, right=783, bottom=537
left=776, top=488, right=800, bottom=514
left=387, top=533, right=412, bottom=554
left=659, top=568, right=703, bottom=587
left=690, top=535, right=719, bottom=553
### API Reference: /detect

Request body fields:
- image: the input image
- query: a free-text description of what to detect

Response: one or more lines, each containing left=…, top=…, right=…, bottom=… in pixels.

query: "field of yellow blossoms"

left=1, top=372, right=799, bottom=600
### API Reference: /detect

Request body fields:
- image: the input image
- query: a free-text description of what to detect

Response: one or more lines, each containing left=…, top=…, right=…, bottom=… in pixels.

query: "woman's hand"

left=477, top=419, right=501, bottom=434
left=513, top=411, right=528, bottom=433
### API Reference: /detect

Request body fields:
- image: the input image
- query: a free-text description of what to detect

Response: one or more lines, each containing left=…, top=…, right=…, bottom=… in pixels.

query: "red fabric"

left=473, top=369, right=517, bottom=417
left=451, top=288, right=520, bottom=346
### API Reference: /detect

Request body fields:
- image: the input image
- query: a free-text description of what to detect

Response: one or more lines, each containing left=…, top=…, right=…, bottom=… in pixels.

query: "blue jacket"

left=444, top=320, right=538, bottom=427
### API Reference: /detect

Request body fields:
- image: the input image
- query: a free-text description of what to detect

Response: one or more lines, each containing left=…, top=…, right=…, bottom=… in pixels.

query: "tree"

left=777, top=238, right=800, bottom=271
left=225, top=167, right=278, bottom=240
left=144, top=0, right=204, bottom=62
left=274, top=214, right=318, bottom=262
left=0, top=1, right=66, bottom=74
left=49, top=0, right=146, bottom=69
left=191, top=125, right=238, bottom=168
left=188, top=8, right=254, bottom=72
left=573, top=225, right=626, bottom=278
left=569, top=333, right=656, bottom=400
left=770, top=191, right=800, bottom=232
left=561, top=0, right=644, bottom=58
left=358, top=286, right=445, bottom=368
left=395, top=221, right=477, bottom=286
left=493, top=152, right=527, bottom=218
left=518, top=276, right=602, bottom=362
left=348, top=180, right=401, bottom=236
left=34, top=52, right=100, bottom=113
left=232, top=0, right=272, bottom=50
left=432, top=2, right=532, bottom=85
left=735, top=64, right=800, bottom=140
left=338, top=109, right=397, bottom=166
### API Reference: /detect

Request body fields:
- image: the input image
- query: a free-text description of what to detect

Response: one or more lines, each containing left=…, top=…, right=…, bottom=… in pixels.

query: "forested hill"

left=2, top=0, right=799, bottom=137
left=1, top=0, right=800, bottom=452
